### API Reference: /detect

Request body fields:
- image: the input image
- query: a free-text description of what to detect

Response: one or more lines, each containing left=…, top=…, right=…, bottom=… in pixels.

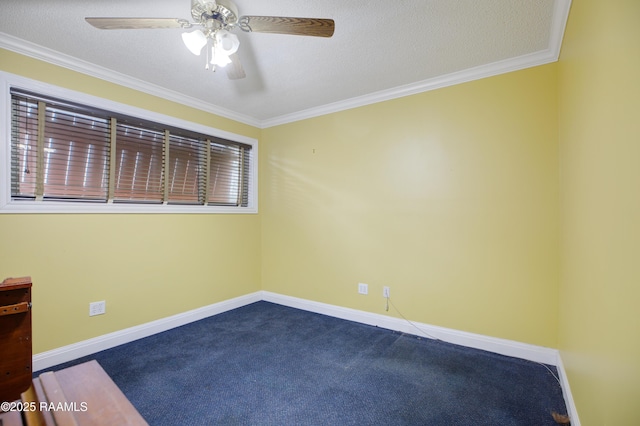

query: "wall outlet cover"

left=89, top=300, right=106, bottom=316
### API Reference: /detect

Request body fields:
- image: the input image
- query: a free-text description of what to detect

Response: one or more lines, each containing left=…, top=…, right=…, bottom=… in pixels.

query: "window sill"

left=0, top=199, right=257, bottom=214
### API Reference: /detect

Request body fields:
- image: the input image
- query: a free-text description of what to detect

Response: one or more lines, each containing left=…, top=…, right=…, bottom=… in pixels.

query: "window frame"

left=0, top=72, right=258, bottom=214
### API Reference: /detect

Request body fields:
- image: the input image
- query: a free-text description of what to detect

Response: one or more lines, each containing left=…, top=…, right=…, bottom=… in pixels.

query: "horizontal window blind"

left=114, top=123, right=164, bottom=203
left=10, top=96, right=38, bottom=198
left=168, top=133, right=205, bottom=204
left=209, top=141, right=246, bottom=206
left=9, top=89, right=253, bottom=209
left=42, top=106, right=110, bottom=201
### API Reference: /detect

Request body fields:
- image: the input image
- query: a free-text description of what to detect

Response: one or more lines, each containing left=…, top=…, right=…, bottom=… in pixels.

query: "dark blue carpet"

left=41, top=301, right=567, bottom=425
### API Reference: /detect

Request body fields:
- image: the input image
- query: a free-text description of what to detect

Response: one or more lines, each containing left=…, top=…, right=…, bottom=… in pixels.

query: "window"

left=12, top=95, right=111, bottom=201
left=1, top=75, right=257, bottom=213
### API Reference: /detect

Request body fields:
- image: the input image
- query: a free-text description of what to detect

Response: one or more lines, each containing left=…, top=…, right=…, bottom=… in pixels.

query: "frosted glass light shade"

left=182, top=30, right=207, bottom=55
left=211, top=46, right=232, bottom=67
left=215, top=30, right=239, bottom=56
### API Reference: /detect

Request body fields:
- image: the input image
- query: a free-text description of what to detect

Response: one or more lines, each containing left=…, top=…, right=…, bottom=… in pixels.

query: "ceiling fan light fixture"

left=211, top=45, right=232, bottom=67
left=182, top=29, right=207, bottom=55
left=215, top=29, right=239, bottom=56
left=86, top=0, right=336, bottom=79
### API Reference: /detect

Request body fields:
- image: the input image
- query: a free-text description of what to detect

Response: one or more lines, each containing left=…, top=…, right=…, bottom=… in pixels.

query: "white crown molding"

left=262, top=50, right=557, bottom=128
left=261, top=0, right=572, bottom=128
left=0, top=32, right=262, bottom=128
left=0, top=0, right=571, bottom=129
left=549, top=0, right=573, bottom=60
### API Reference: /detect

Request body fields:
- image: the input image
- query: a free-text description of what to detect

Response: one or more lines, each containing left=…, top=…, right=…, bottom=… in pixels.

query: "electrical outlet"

left=383, top=286, right=390, bottom=298
left=89, top=300, right=106, bottom=316
left=358, top=283, right=368, bottom=295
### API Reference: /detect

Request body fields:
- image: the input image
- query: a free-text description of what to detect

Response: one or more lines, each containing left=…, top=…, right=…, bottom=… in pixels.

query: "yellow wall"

left=558, top=0, right=640, bottom=424
left=261, top=64, right=560, bottom=348
left=0, top=49, right=262, bottom=353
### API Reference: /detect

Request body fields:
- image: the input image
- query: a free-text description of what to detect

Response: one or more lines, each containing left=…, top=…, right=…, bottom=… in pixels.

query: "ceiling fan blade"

left=238, top=16, right=334, bottom=37
left=226, top=53, right=246, bottom=80
left=85, top=17, right=190, bottom=30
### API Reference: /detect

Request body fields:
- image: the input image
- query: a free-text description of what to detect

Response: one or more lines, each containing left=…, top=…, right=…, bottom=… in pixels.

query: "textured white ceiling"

left=0, top=0, right=570, bottom=127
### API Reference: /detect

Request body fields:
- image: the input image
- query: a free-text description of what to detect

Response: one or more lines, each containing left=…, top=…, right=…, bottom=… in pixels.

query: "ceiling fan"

left=85, top=0, right=335, bottom=80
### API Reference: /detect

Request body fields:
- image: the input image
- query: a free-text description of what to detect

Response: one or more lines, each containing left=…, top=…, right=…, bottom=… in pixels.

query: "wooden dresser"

left=0, top=277, right=33, bottom=403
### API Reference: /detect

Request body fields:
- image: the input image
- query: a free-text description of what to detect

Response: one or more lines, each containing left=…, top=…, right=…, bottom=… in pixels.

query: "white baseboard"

left=261, top=291, right=559, bottom=365
left=33, top=289, right=577, bottom=423
left=33, top=290, right=557, bottom=369
left=556, top=352, right=581, bottom=426
left=262, top=291, right=579, bottom=422
left=32, top=291, right=262, bottom=372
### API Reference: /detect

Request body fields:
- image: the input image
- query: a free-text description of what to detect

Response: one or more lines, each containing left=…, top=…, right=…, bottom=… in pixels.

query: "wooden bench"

left=1, top=360, right=148, bottom=425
